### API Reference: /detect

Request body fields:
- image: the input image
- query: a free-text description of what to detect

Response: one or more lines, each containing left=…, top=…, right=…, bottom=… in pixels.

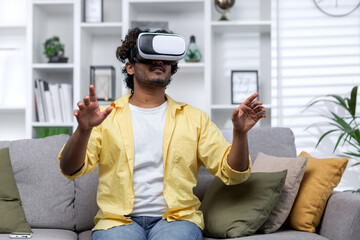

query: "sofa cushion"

left=203, top=230, right=329, bottom=240
left=222, top=127, right=297, bottom=161
left=0, top=147, right=31, bottom=233
left=74, top=169, right=99, bottom=232
left=0, top=228, right=78, bottom=240
left=288, top=151, right=348, bottom=232
left=200, top=171, right=287, bottom=238
left=0, top=135, right=75, bottom=230
left=252, top=152, right=308, bottom=233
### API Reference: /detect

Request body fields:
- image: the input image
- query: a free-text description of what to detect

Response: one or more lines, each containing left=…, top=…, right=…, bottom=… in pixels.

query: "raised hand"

left=73, top=85, right=113, bottom=131
left=231, top=92, right=266, bottom=133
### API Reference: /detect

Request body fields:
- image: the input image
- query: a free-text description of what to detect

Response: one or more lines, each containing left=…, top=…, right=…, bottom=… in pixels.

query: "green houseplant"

left=305, top=86, right=359, bottom=164
left=305, top=86, right=360, bottom=191
left=43, top=36, right=68, bottom=63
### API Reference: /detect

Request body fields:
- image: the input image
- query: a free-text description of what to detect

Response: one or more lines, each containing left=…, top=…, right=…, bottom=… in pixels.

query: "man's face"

left=132, top=60, right=172, bottom=89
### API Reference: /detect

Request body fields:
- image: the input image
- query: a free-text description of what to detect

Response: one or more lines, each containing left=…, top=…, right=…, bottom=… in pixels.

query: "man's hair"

left=116, top=27, right=179, bottom=93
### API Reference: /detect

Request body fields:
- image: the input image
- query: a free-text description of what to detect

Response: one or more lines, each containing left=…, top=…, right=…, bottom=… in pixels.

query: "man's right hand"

left=74, top=85, right=113, bottom=131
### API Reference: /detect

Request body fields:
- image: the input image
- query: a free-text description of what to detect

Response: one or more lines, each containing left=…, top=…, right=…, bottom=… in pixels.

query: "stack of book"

left=34, top=79, right=73, bottom=123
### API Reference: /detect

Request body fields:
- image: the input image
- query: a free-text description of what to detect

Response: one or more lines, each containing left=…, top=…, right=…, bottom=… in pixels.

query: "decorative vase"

left=185, top=35, right=202, bottom=63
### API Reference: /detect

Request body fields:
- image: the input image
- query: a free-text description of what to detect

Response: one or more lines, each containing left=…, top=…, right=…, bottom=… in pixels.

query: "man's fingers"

left=249, top=100, right=263, bottom=109
left=77, top=101, right=85, bottom=111
left=255, top=107, right=266, bottom=113
left=102, top=106, right=113, bottom=118
left=89, top=85, right=97, bottom=102
left=83, top=96, right=90, bottom=106
left=242, top=92, right=259, bottom=106
left=73, top=109, right=79, bottom=117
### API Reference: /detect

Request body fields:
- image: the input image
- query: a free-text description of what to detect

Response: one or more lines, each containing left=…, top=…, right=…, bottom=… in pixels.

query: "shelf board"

left=33, top=0, right=73, bottom=14
left=129, top=0, right=204, bottom=12
left=0, top=106, right=26, bottom=113
left=32, top=122, right=73, bottom=127
left=0, top=24, right=26, bottom=28
left=211, top=104, right=271, bottom=110
left=211, top=21, right=271, bottom=33
left=177, top=62, right=205, bottom=73
left=33, top=63, right=74, bottom=72
left=81, top=22, right=122, bottom=36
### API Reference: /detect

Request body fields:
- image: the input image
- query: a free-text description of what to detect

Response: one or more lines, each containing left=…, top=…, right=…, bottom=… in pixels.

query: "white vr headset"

left=130, top=32, right=186, bottom=63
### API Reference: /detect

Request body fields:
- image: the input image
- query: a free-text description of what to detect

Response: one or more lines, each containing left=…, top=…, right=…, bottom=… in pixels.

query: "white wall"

left=272, top=0, right=360, bottom=191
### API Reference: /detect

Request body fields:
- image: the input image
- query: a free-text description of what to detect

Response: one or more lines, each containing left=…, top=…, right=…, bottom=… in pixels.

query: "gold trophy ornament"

left=215, top=0, right=235, bottom=21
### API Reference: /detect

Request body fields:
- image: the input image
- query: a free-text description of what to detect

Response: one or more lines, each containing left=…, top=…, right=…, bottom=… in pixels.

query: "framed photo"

left=231, top=70, right=259, bottom=104
left=90, top=66, right=115, bottom=101
left=84, top=0, right=103, bottom=22
left=131, top=21, right=169, bottom=31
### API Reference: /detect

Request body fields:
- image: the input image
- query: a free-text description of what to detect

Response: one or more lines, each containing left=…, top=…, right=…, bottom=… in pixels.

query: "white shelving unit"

left=1, top=0, right=272, bottom=139
left=209, top=0, right=272, bottom=129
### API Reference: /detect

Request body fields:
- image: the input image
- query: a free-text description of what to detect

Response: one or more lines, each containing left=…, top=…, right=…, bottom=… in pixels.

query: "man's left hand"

left=231, top=92, right=266, bottom=133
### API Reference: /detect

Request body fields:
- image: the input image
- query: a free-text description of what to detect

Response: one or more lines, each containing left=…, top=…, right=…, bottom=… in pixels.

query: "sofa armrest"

left=319, top=191, right=360, bottom=240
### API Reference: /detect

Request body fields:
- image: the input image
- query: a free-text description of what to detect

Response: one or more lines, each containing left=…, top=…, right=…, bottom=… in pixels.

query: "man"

left=58, top=28, right=266, bottom=240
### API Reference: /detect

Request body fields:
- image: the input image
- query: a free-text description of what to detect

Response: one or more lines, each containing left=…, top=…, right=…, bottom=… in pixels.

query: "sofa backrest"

left=0, top=134, right=74, bottom=231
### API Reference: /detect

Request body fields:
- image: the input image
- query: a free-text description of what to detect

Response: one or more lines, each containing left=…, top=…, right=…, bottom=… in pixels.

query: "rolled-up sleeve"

left=57, top=125, right=102, bottom=180
left=197, top=112, right=251, bottom=185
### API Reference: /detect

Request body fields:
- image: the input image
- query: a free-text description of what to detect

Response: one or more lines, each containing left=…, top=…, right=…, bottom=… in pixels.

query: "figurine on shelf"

left=43, top=36, right=68, bottom=63
left=184, top=35, right=202, bottom=62
left=215, top=0, right=235, bottom=21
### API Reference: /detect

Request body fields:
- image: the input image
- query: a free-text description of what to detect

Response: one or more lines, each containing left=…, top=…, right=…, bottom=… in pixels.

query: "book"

left=59, top=83, right=73, bottom=123
left=34, top=79, right=46, bottom=122
left=43, top=80, right=56, bottom=122
left=49, top=83, right=63, bottom=123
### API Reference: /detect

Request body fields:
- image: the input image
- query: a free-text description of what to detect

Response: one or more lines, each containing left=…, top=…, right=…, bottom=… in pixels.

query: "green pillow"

left=200, top=170, right=287, bottom=238
left=0, top=147, right=32, bottom=233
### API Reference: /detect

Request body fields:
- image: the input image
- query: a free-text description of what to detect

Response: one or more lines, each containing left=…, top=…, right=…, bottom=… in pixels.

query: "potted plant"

left=305, top=86, right=359, bottom=192
left=43, top=36, right=68, bottom=63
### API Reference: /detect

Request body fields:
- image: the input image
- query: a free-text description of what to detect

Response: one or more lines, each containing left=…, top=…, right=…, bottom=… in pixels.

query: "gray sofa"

left=0, top=127, right=359, bottom=240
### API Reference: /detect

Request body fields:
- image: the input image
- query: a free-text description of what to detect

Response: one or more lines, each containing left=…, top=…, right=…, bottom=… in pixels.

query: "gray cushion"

left=252, top=152, right=308, bottom=233
left=78, top=230, right=92, bottom=240
left=0, top=228, right=78, bottom=240
left=223, top=127, right=297, bottom=161
left=203, top=230, right=329, bottom=240
left=319, top=192, right=360, bottom=240
left=0, top=135, right=75, bottom=230
left=74, top=169, right=99, bottom=232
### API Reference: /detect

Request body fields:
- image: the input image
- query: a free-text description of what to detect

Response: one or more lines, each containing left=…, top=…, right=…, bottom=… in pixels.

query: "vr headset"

left=130, top=32, right=186, bottom=64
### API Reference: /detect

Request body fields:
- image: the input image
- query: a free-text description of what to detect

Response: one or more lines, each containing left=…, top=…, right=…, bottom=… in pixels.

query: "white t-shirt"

left=129, top=101, right=168, bottom=217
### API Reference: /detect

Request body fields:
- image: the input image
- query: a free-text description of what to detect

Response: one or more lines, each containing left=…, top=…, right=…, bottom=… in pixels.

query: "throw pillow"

left=287, top=151, right=348, bottom=232
left=0, top=147, right=32, bottom=233
left=200, top=170, right=287, bottom=238
left=252, top=152, right=308, bottom=233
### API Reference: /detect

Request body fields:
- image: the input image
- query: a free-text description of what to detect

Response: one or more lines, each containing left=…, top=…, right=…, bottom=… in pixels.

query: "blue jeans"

left=91, top=216, right=203, bottom=240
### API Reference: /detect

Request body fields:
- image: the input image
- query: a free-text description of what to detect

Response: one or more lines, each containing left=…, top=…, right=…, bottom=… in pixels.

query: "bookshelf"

left=1, top=0, right=272, bottom=139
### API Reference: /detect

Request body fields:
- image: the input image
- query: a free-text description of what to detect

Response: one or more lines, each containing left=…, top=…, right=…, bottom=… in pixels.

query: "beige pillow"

left=287, top=151, right=348, bottom=232
left=252, top=152, right=308, bottom=233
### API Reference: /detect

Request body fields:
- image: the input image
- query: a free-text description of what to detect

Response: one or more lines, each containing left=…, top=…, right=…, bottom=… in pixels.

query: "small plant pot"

left=49, top=56, right=68, bottom=63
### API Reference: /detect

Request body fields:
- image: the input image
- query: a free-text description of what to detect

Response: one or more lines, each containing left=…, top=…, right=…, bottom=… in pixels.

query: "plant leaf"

left=347, top=86, right=358, bottom=117
left=315, top=129, right=338, bottom=148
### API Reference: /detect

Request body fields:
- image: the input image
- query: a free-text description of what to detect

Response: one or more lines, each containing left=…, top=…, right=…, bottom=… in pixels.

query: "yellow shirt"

left=58, top=94, right=251, bottom=231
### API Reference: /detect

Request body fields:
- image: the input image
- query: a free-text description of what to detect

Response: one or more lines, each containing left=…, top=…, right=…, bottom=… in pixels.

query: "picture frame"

left=90, top=66, right=115, bottom=101
left=231, top=70, right=259, bottom=104
left=84, top=0, right=103, bottom=22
